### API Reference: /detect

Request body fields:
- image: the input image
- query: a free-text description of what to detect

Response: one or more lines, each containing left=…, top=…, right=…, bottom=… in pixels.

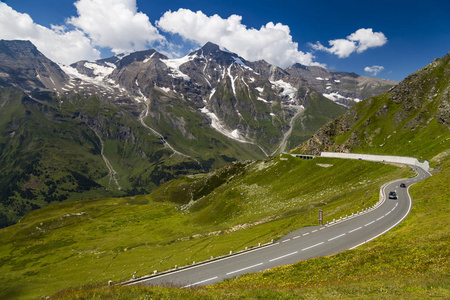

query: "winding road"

left=123, top=163, right=430, bottom=288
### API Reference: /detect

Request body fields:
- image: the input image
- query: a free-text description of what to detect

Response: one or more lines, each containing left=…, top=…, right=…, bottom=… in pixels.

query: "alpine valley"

left=0, top=40, right=396, bottom=227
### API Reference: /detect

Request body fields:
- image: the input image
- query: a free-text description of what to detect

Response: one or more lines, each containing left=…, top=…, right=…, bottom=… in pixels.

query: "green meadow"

left=0, top=155, right=409, bottom=299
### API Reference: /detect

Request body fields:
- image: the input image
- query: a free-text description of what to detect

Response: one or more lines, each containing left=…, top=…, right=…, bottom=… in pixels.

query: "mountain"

left=0, top=52, right=448, bottom=300
left=292, top=52, right=450, bottom=159
left=0, top=40, right=69, bottom=91
left=0, top=39, right=393, bottom=227
left=285, top=63, right=397, bottom=107
left=68, top=41, right=349, bottom=153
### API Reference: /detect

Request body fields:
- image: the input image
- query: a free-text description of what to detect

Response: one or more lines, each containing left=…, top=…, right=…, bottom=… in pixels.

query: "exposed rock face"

left=0, top=40, right=68, bottom=91
left=286, top=64, right=397, bottom=107
left=0, top=40, right=392, bottom=226
left=64, top=41, right=349, bottom=155
left=293, top=52, right=450, bottom=156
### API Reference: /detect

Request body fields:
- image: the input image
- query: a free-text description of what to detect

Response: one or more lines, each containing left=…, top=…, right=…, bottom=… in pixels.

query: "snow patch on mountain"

left=232, top=57, right=252, bottom=71
left=257, top=97, right=269, bottom=103
left=157, top=86, right=171, bottom=94
left=161, top=55, right=193, bottom=81
left=60, top=64, right=112, bottom=88
left=143, top=52, right=156, bottom=63
left=323, top=92, right=361, bottom=104
left=271, top=80, right=298, bottom=102
left=200, top=107, right=246, bottom=143
left=209, top=88, right=216, bottom=101
left=227, top=66, right=237, bottom=96
left=84, top=62, right=115, bottom=78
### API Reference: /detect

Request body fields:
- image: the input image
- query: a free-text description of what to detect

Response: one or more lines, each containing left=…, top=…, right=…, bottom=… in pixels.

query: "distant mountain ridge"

left=293, top=52, right=450, bottom=157
left=0, top=39, right=394, bottom=227
left=0, top=40, right=68, bottom=91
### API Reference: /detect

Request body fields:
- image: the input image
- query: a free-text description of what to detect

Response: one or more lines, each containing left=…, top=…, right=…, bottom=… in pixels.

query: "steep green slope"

left=0, top=87, right=266, bottom=228
left=293, top=52, right=450, bottom=161
left=36, top=53, right=450, bottom=299
left=0, top=155, right=408, bottom=299
left=46, top=151, right=449, bottom=299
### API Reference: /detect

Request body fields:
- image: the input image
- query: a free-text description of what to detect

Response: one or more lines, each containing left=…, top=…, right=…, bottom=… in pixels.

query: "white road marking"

left=282, top=239, right=291, bottom=243
left=183, top=276, right=218, bottom=288
left=328, top=233, right=345, bottom=242
left=226, top=263, right=264, bottom=275
left=302, top=242, right=324, bottom=251
left=303, top=233, right=310, bottom=236
left=312, top=230, right=318, bottom=233
left=293, top=236, right=300, bottom=239
left=269, top=251, right=298, bottom=262
left=124, top=242, right=280, bottom=286
left=365, top=221, right=376, bottom=226
left=349, top=226, right=362, bottom=233
left=328, top=233, right=345, bottom=241
left=377, top=216, right=384, bottom=221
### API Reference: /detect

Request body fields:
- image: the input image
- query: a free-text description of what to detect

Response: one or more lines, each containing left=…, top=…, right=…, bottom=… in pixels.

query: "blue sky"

left=1, top=0, right=449, bottom=81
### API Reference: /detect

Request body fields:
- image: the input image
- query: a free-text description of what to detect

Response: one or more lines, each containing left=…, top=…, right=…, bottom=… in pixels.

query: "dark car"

left=400, top=183, right=406, bottom=188
left=389, top=191, right=398, bottom=199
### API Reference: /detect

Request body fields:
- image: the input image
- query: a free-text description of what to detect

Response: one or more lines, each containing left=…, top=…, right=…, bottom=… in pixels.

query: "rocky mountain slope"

left=286, top=64, right=397, bottom=107
left=293, top=52, right=450, bottom=160
left=1, top=52, right=449, bottom=300
left=0, top=40, right=68, bottom=91
left=0, top=39, right=393, bottom=227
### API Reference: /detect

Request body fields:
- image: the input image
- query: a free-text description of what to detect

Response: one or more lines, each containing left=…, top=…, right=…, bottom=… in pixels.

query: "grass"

left=41, top=150, right=450, bottom=300
left=0, top=155, right=409, bottom=299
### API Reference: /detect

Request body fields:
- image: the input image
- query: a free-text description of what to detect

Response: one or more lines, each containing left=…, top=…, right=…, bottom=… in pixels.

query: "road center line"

left=226, top=263, right=264, bottom=275
left=183, top=276, right=218, bottom=288
left=282, top=239, right=291, bottom=243
left=269, top=251, right=298, bottom=262
left=349, top=226, right=362, bottom=233
left=328, top=233, right=345, bottom=241
left=303, top=232, right=310, bottom=236
left=365, top=221, right=375, bottom=226
left=377, top=216, right=384, bottom=221
left=302, top=242, right=324, bottom=251
left=312, top=230, right=318, bottom=233
left=292, top=236, right=300, bottom=239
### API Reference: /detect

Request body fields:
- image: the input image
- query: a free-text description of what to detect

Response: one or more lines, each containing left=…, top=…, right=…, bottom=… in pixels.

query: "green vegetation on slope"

left=0, top=86, right=268, bottom=228
left=40, top=147, right=450, bottom=300
left=293, top=52, right=450, bottom=163
left=31, top=52, right=450, bottom=300
left=0, top=155, right=408, bottom=299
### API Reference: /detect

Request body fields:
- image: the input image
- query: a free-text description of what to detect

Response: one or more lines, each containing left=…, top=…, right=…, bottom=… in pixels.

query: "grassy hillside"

left=0, top=87, right=268, bottom=228
left=29, top=53, right=449, bottom=299
left=47, top=147, right=449, bottom=300
left=0, top=155, right=409, bottom=299
left=1, top=53, right=448, bottom=299
left=293, top=52, right=450, bottom=162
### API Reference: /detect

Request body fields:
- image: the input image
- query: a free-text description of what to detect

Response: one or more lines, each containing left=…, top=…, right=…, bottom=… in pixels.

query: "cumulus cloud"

left=157, top=9, right=321, bottom=68
left=0, top=2, right=100, bottom=64
left=312, top=28, right=387, bottom=58
left=68, top=0, right=165, bottom=55
left=364, top=65, right=384, bottom=76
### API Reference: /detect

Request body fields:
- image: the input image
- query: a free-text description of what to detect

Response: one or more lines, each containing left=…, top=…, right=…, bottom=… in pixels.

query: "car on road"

left=389, top=191, right=398, bottom=199
left=400, top=183, right=406, bottom=188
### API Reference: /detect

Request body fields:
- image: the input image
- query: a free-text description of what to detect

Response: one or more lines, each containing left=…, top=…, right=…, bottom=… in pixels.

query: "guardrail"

left=320, top=152, right=430, bottom=172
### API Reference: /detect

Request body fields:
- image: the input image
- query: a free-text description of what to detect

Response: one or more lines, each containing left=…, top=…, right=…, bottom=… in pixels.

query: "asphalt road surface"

left=123, top=164, right=430, bottom=288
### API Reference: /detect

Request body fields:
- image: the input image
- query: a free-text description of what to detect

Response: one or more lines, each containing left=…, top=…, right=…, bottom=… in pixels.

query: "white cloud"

left=68, top=0, right=165, bottom=55
left=312, top=28, right=387, bottom=58
left=157, top=9, right=321, bottom=68
left=364, top=65, right=384, bottom=76
left=0, top=2, right=100, bottom=64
